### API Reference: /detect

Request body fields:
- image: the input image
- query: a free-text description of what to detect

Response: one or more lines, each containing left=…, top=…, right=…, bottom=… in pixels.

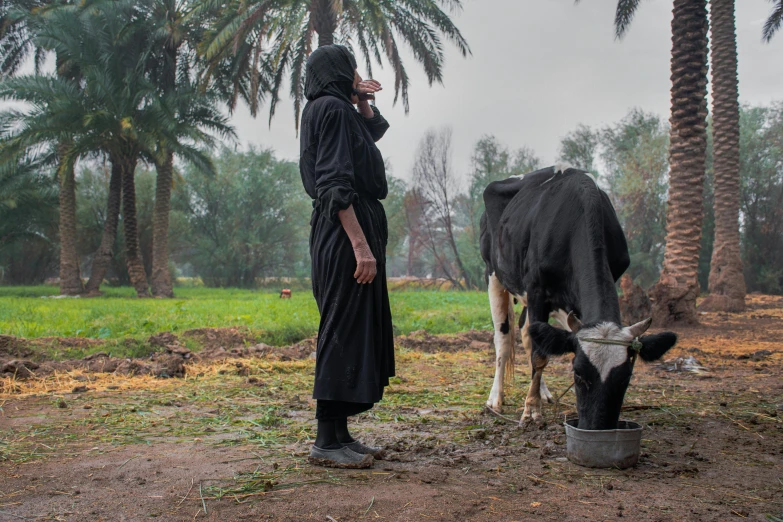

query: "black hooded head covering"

left=304, top=45, right=358, bottom=105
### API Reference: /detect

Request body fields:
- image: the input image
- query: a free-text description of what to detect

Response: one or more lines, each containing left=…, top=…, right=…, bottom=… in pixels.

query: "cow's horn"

left=566, top=311, right=582, bottom=333
left=628, top=317, right=653, bottom=338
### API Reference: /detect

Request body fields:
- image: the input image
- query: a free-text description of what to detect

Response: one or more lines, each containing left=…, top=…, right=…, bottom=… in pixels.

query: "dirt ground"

left=1, top=296, right=782, bottom=521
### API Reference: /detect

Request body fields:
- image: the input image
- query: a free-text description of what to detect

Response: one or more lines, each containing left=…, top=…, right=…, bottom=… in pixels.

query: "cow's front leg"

left=486, top=274, right=516, bottom=412
left=519, top=303, right=554, bottom=405
left=521, top=352, right=549, bottom=425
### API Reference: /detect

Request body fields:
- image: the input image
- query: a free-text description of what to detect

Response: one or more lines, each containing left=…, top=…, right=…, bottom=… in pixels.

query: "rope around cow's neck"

left=579, top=337, right=643, bottom=353
left=578, top=336, right=642, bottom=374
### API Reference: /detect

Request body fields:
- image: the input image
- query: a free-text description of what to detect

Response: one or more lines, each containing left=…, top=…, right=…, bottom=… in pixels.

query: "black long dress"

left=299, top=95, right=395, bottom=417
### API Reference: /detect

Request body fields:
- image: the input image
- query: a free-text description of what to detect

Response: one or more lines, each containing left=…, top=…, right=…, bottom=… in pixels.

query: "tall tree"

left=146, top=0, right=225, bottom=297
left=599, top=110, right=670, bottom=288
left=381, top=173, right=409, bottom=276
left=172, top=147, right=311, bottom=287
left=612, top=0, right=710, bottom=325
left=402, top=187, right=427, bottom=277
left=199, top=0, right=471, bottom=129
left=462, top=136, right=539, bottom=288
left=0, top=0, right=84, bottom=295
left=700, top=0, right=746, bottom=311
left=412, top=128, right=473, bottom=289
left=558, top=124, right=599, bottom=176
left=148, top=0, right=182, bottom=298
left=0, top=1, right=232, bottom=297
left=738, top=104, right=783, bottom=294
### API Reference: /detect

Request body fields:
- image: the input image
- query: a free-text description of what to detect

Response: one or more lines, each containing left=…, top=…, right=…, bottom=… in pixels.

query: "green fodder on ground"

left=0, top=287, right=493, bottom=360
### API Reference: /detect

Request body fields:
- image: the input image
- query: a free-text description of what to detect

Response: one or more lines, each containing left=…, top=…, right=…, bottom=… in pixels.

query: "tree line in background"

left=390, top=103, right=783, bottom=297
left=0, top=0, right=469, bottom=298
left=3, top=103, right=782, bottom=298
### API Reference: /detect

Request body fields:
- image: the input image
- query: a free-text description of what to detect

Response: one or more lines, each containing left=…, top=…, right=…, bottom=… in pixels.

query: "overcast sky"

left=230, top=0, right=783, bottom=181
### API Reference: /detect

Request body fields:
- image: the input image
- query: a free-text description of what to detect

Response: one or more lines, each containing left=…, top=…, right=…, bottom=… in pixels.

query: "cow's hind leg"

left=486, top=273, right=516, bottom=412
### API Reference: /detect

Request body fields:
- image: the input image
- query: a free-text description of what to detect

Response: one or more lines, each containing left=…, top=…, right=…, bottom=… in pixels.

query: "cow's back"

left=480, top=167, right=629, bottom=298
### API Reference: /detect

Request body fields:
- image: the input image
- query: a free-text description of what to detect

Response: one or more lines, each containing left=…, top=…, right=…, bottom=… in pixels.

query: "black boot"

left=335, top=417, right=355, bottom=444
left=310, top=419, right=373, bottom=468
left=336, top=417, right=385, bottom=460
left=314, top=419, right=341, bottom=449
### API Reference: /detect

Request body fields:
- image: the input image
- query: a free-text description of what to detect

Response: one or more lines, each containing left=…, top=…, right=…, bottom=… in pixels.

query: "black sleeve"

left=362, top=105, right=390, bottom=142
left=315, top=108, right=358, bottom=222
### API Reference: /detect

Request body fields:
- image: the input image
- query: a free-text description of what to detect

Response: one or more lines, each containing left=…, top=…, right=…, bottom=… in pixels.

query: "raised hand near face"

left=355, top=78, right=382, bottom=101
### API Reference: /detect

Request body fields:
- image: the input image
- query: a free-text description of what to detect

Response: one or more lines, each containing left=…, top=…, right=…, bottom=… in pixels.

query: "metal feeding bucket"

left=564, top=419, right=643, bottom=469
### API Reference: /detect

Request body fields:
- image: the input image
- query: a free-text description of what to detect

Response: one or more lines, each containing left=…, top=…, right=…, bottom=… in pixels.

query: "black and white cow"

left=480, top=164, right=678, bottom=430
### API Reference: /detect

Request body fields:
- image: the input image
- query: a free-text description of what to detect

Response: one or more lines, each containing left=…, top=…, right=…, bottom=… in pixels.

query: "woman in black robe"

left=299, top=45, right=395, bottom=469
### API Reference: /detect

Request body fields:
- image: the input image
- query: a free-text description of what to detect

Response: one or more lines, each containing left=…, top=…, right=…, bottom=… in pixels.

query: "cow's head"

left=529, top=316, right=677, bottom=430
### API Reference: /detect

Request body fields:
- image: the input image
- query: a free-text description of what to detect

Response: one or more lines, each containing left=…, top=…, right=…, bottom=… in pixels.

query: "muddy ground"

left=1, top=296, right=782, bottom=521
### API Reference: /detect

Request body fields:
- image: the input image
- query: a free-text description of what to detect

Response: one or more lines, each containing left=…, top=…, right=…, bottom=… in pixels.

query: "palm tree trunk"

left=57, top=142, right=83, bottom=296
left=84, top=158, right=122, bottom=296
left=150, top=12, right=178, bottom=298
left=120, top=154, right=149, bottom=297
left=650, top=0, right=709, bottom=326
left=312, top=0, right=337, bottom=47
left=151, top=151, right=175, bottom=297
left=700, top=0, right=746, bottom=312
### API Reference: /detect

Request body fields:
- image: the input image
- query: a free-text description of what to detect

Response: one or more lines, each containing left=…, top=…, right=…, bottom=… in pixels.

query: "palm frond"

left=393, top=0, right=470, bottom=57
left=288, top=14, right=313, bottom=133
left=207, top=0, right=470, bottom=124
left=763, top=0, right=783, bottom=42
left=614, top=0, right=643, bottom=39
left=379, top=23, right=409, bottom=112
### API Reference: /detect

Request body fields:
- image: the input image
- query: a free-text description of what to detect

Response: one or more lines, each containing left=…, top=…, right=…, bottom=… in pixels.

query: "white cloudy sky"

left=230, top=0, right=783, bottom=181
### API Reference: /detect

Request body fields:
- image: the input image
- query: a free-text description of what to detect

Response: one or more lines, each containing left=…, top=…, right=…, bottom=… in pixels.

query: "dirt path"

left=1, top=296, right=782, bottom=521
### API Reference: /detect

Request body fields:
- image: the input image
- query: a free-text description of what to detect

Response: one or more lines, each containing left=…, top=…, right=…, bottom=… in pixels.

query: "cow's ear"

left=529, top=322, right=577, bottom=357
left=638, top=332, right=677, bottom=362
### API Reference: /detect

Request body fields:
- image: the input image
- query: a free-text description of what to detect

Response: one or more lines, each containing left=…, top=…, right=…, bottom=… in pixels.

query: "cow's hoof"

left=519, top=415, right=541, bottom=428
left=520, top=408, right=543, bottom=427
left=486, top=399, right=503, bottom=413
left=486, top=393, right=504, bottom=412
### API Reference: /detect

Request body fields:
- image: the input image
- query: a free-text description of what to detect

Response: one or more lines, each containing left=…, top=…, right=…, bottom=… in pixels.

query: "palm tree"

left=146, top=0, right=213, bottom=298
left=0, top=0, right=84, bottom=295
left=610, top=0, right=710, bottom=325
left=198, top=0, right=471, bottom=130
left=0, top=1, right=233, bottom=297
left=763, top=0, right=783, bottom=41
left=699, top=0, right=746, bottom=312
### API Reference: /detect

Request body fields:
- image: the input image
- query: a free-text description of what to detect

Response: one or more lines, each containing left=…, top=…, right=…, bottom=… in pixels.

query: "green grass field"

left=0, top=286, right=491, bottom=350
